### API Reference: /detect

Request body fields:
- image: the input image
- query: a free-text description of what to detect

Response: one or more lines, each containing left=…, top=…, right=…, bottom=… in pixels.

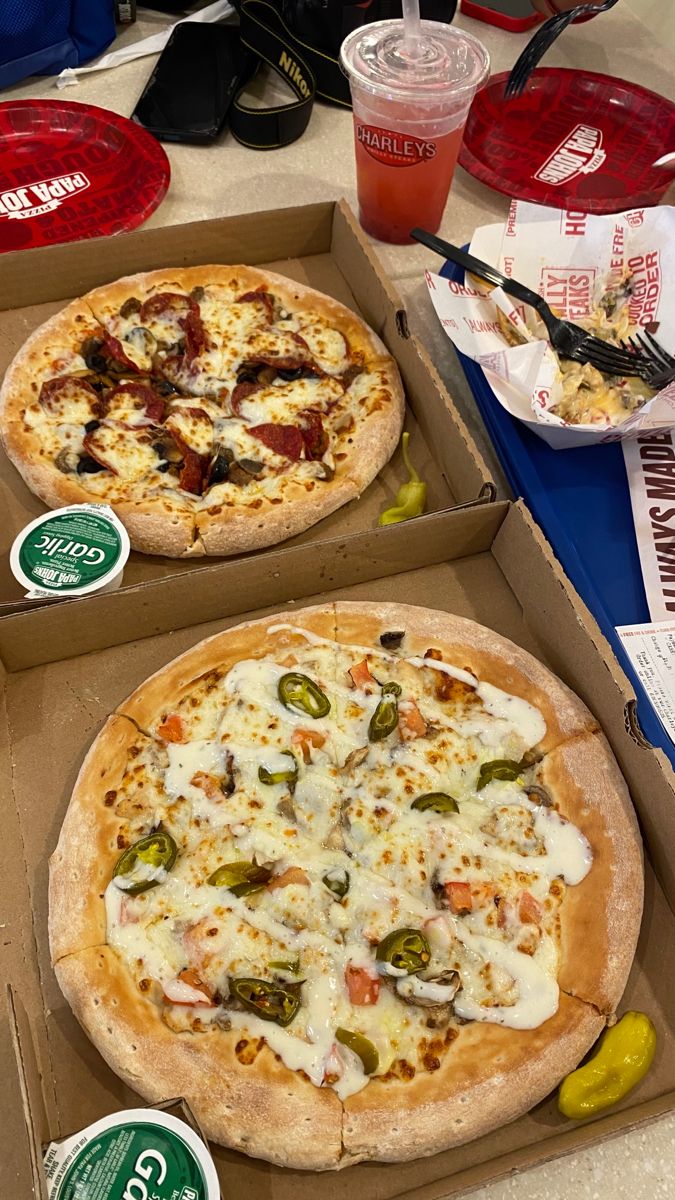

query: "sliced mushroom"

left=120, top=296, right=142, bottom=319
left=395, top=970, right=460, bottom=1007
left=341, top=745, right=369, bottom=771
left=55, top=448, right=79, bottom=474
left=276, top=795, right=296, bottom=822
left=379, top=630, right=404, bottom=650
left=524, top=784, right=553, bottom=807
left=126, top=326, right=158, bottom=359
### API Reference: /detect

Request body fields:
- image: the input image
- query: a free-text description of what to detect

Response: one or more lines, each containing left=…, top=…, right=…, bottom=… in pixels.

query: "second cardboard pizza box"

left=1, top=499, right=674, bottom=1199
left=0, top=197, right=495, bottom=614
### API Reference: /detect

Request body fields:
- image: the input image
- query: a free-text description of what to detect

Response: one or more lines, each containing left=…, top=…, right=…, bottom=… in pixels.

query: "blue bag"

left=0, top=0, right=116, bottom=89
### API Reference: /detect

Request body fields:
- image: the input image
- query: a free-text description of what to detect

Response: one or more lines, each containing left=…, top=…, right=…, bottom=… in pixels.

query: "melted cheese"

left=104, top=622, right=595, bottom=1097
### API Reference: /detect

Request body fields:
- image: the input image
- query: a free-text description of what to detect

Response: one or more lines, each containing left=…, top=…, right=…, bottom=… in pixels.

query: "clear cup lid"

left=340, top=19, right=490, bottom=102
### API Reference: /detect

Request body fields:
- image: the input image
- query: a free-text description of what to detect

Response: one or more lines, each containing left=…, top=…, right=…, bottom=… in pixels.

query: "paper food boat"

left=425, top=201, right=675, bottom=449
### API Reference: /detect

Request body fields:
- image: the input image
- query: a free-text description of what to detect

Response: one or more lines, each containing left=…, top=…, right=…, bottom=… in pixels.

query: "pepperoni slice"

left=82, top=429, right=118, bottom=474
left=139, top=292, right=194, bottom=324
left=231, top=380, right=263, bottom=414
left=250, top=423, right=304, bottom=460
left=102, top=330, right=142, bottom=373
left=183, top=307, right=208, bottom=363
left=104, top=382, right=165, bottom=424
left=237, top=288, right=275, bottom=321
left=39, top=375, right=97, bottom=414
left=170, top=429, right=208, bottom=495
left=299, top=409, right=328, bottom=460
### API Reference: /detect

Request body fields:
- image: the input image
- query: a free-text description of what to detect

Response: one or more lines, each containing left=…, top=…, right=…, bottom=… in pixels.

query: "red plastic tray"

left=0, top=99, right=170, bottom=253
left=459, top=68, right=675, bottom=213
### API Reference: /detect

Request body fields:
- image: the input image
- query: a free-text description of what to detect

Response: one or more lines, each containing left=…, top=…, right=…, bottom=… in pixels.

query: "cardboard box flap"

left=2, top=500, right=674, bottom=1200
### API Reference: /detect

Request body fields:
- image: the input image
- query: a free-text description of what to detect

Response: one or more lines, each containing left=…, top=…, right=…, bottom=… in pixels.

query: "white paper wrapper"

left=425, top=201, right=675, bottom=449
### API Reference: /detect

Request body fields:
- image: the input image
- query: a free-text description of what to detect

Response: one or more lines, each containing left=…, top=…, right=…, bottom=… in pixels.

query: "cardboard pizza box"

left=1, top=498, right=674, bottom=1199
left=0, top=199, right=495, bottom=618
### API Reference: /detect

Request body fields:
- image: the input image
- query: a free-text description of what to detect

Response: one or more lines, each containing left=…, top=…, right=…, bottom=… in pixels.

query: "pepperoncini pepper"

left=336, top=1028, right=379, bottom=1074
left=375, top=927, right=431, bottom=974
left=207, top=861, right=272, bottom=896
left=258, top=751, right=298, bottom=786
left=476, top=758, right=524, bottom=791
left=378, top=432, right=427, bottom=526
left=558, top=1012, right=656, bottom=1120
left=411, top=791, right=459, bottom=814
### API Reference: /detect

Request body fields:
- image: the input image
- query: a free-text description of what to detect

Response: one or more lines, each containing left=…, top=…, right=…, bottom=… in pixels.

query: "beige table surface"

left=3, top=3, right=675, bottom=1196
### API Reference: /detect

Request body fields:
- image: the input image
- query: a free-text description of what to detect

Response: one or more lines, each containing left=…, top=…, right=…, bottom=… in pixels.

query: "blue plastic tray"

left=440, top=258, right=674, bottom=765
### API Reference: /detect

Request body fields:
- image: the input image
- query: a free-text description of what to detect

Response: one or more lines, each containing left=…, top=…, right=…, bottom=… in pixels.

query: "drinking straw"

left=402, top=0, right=423, bottom=52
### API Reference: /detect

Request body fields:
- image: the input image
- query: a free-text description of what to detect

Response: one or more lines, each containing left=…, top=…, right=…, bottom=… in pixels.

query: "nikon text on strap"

left=228, top=0, right=351, bottom=150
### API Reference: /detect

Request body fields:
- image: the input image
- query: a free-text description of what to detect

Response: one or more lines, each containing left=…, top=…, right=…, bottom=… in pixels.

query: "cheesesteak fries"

left=0, top=267, right=404, bottom=556
left=49, top=602, right=643, bottom=1169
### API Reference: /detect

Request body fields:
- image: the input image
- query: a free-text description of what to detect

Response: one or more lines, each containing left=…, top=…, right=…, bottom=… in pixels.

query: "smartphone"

left=460, top=0, right=542, bottom=31
left=132, top=23, right=254, bottom=145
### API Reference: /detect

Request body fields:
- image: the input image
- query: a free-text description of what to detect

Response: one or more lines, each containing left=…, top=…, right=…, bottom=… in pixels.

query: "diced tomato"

left=345, top=963, right=380, bottom=1006
left=348, top=659, right=376, bottom=691
left=398, top=700, right=427, bottom=741
left=444, top=881, right=473, bottom=916
left=163, top=967, right=215, bottom=1007
left=519, top=891, right=543, bottom=925
left=157, top=713, right=186, bottom=743
left=267, top=866, right=310, bottom=890
left=190, top=771, right=222, bottom=799
left=291, top=727, right=326, bottom=763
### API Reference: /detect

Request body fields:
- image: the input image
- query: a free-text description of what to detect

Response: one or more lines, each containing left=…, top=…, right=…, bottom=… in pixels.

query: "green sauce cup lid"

left=43, top=1107, right=220, bottom=1200
left=10, top=504, right=130, bottom=599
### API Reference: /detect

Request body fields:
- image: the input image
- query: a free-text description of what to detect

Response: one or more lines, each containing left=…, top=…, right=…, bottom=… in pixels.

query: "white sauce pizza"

left=49, top=603, right=643, bottom=1170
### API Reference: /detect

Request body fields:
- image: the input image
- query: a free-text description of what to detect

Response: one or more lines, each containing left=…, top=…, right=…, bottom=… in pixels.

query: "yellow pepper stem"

left=378, top=432, right=427, bottom=526
left=558, top=1011, right=657, bottom=1121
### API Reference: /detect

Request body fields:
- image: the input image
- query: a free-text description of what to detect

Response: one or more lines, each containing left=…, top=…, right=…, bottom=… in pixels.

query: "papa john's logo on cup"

left=0, top=172, right=90, bottom=221
left=356, top=123, right=437, bottom=168
left=533, top=125, right=606, bottom=187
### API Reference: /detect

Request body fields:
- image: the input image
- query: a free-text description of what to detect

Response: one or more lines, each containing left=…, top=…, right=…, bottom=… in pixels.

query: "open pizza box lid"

left=0, top=199, right=495, bottom=619
left=1, top=499, right=674, bottom=1199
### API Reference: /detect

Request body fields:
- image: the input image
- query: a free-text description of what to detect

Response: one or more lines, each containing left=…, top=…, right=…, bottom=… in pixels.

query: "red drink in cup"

left=340, top=20, right=490, bottom=244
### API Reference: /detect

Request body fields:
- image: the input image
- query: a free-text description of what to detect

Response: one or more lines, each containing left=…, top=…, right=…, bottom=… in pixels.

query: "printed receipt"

left=616, top=621, right=675, bottom=745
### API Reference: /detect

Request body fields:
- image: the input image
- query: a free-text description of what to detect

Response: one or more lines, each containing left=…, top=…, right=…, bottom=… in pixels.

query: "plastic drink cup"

left=340, top=20, right=490, bottom=244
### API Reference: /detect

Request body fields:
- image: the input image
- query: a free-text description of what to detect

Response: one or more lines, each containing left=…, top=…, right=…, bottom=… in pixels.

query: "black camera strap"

left=228, top=0, right=351, bottom=150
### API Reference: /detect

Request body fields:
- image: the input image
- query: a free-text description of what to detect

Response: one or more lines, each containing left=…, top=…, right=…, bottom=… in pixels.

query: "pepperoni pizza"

left=0, top=267, right=404, bottom=557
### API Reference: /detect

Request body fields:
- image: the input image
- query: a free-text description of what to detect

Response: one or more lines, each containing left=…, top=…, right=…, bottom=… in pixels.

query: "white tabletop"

left=3, top=3, right=675, bottom=1195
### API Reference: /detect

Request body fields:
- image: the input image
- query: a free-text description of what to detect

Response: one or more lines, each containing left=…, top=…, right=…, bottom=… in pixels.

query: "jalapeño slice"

left=368, top=682, right=401, bottom=742
left=207, top=861, right=272, bottom=897
left=336, top=1028, right=379, bottom=1075
left=476, top=759, right=524, bottom=791
left=411, top=791, right=459, bottom=814
left=229, top=977, right=300, bottom=1026
left=258, top=751, right=298, bottom=786
left=112, top=830, right=177, bottom=895
left=375, top=927, right=431, bottom=975
left=278, top=672, right=330, bottom=719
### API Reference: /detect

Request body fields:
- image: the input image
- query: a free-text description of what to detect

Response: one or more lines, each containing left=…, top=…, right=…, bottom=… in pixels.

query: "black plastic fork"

left=411, top=229, right=653, bottom=377
left=504, top=0, right=620, bottom=99
left=624, top=330, right=675, bottom=391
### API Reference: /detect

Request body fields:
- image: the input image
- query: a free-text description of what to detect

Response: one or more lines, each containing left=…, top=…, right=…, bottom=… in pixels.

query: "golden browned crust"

left=545, top=733, right=643, bottom=1011
left=55, top=945, right=343, bottom=1170
left=341, top=993, right=604, bottom=1164
left=49, top=715, right=147, bottom=962
left=333, top=600, right=599, bottom=752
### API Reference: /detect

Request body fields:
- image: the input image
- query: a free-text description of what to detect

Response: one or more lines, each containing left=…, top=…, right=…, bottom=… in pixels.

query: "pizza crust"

left=55, top=945, right=344, bottom=1171
left=341, top=992, right=604, bottom=1165
left=544, top=733, right=643, bottom=1011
